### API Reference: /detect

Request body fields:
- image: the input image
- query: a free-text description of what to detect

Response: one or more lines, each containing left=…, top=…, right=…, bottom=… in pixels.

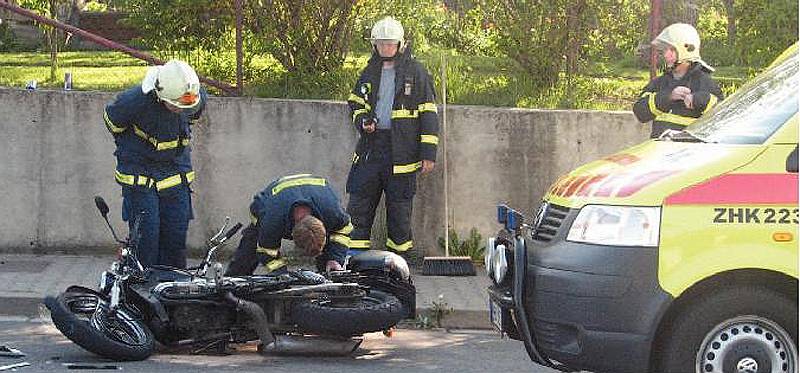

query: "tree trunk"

left=722, top=0, right=736, bottom=47
left=48, top=0, right=58, bottom=82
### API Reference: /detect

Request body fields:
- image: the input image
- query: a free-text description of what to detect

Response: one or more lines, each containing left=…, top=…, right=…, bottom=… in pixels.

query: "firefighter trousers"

left=121, top=184, right=192, bottom=269
left=346, top=147, right=416, bottom=254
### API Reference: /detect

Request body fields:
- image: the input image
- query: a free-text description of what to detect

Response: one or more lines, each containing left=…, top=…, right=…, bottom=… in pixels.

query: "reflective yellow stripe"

left=352, top=108, right=369, bottom=123
left=420, top=135, right=439, bottom=145
left=155, top=171, right=195, bottom=191
left=418, top=102, right=438, bottom=113
left=271, top=177, right=327, bottom=195
left=391, top=109, right=418, bottom=119
left=104, top=110, right=126, bottom=134
left=349, top=239, right=371, bottom=249
left=265, top=259, right=287, bottom=272
left=348, top=93, right=370, bottom=109
left=278, top=173, right=313, bottom=181
left=393, top=161, right=421, bottom=174
left=387, top=238, right=412, bottom=252
left=256, top=246, right=279, bottom=257
left=114, top=170, right=154, bottom=187
left=330, top=233, right=351, bottom=247
left=655, top=113, right=696, bottom=127
left=703, top=94, right=719, bottom=115
left=647, top=93, right=665, bottom=117
left=352, top=152, right=360, bottom=164
left=131, top=125, right=188, bottom=151
left=334, top=222, right=353, bottom=235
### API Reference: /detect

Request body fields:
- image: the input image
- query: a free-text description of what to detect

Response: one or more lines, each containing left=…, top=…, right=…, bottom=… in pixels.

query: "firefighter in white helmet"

left=102, top=60, right=208, bottom=269
left=345, top=16, right=439, bottom=259
left=633, top=23, right=724, bottom=138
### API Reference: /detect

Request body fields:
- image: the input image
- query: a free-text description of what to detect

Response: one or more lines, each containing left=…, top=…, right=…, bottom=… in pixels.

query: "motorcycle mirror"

left=94, top=196, right=110, bottom=217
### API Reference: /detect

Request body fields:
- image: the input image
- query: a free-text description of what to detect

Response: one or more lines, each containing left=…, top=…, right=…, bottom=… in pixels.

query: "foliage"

left=584, top=0, right=649, bottom=62
left=17, top=0, right=77, bottom=80
left=438, top=227, right=483, bottom=262
left=81, top=1, right=108, bottom=11
left=122, top=0, right=233, bottom=54
left=735, top=0, right=798, bottom=68
left=245, top=0, right=362, bottom=74
left=0, top=21, right=19, bottom=52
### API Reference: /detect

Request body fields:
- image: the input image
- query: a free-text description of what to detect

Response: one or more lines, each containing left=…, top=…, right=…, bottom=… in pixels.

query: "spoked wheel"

left=45, top=286, right=155, bottom=361
left=292, top=290, right=406, bottom=337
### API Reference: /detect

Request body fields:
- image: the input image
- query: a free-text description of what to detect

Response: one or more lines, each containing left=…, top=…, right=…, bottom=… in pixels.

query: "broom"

left=421, top=54, right=476, bottom=276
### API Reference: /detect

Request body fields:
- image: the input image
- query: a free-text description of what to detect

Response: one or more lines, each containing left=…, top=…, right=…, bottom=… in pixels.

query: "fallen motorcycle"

left=44, top=197, right=415, bottom=361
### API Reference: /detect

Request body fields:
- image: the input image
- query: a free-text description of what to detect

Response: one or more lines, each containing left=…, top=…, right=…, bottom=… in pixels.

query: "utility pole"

left=649, top=0, right=662, bottom=80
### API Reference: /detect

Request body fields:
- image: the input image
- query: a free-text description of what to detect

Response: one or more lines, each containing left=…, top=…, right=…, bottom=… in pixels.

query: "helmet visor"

left=163, top=91, right=200, bottom=109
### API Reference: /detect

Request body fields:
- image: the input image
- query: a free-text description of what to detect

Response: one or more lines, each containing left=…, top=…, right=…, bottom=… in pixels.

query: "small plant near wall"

left=437, top=227, right=484, bottom=262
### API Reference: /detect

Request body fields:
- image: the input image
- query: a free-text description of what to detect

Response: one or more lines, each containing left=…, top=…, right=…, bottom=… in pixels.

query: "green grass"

left=0, top=50, right=751, bottom=110
left=0, top=51, right=147, bottom=90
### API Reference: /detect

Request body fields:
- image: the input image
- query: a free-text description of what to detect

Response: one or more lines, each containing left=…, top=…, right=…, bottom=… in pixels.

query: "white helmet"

left=370, top=16, right=405, bottom=52
left=651, top=23, right=713, bottom=72
left=142, top=60, right=201, bottom=109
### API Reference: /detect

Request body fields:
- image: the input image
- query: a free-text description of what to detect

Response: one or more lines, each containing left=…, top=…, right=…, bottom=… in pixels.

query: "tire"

left=292, top=290, right=406, bottom=336
left=653, top=286, right=798, bottom=373
left=45, top=286, right=155, bottom=361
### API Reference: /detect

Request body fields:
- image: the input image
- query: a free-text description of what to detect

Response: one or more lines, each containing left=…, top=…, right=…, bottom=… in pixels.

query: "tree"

left=18, top=0, right=81, bottom=81
left=245, top=0, right=361, bottom=74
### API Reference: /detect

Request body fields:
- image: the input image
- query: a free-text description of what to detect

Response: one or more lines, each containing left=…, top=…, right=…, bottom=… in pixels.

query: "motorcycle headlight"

left=485, top=237, right=495, bottom=278
left=567, top=205, right=661, bottom=247
left=492, top=244, right=508, bottom=284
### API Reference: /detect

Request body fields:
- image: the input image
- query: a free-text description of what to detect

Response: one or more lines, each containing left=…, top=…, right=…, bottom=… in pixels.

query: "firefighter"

left=103, top=60, right=207, bottom=269
left=633, top=23, right=724, bottom=138
left=224, top=174, right=353, bottom=276
left=345, top=16, right=439, bottom=258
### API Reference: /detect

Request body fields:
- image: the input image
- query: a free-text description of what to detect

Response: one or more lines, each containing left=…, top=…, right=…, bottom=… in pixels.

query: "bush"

left=0, top=21, right=19, bottom=52
left=437, top=228, right=483, bottom=262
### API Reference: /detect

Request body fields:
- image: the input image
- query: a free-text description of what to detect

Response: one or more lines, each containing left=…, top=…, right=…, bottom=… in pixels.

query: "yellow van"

left=486, top=44, right=798, bottom=373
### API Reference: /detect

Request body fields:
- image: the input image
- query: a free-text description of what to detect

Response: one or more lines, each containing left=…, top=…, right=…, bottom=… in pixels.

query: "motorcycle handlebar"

left=224, top=223, right=243, bottom=240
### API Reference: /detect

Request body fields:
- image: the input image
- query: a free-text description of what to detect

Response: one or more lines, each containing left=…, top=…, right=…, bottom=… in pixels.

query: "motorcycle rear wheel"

left=45, top=286, right=155, bottom=361
left=292, top=290, right=406, bottom=336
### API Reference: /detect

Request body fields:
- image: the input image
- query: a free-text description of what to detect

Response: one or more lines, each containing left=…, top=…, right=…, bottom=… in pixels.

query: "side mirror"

left=94, top=196, right=110, bottom=217
left=786, top=146, right=798, bottom=173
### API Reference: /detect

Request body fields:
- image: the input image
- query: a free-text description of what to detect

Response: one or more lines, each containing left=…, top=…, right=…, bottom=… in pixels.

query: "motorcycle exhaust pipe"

left=260, top=335, right=363, bottom=356
left=222, top=292, right=274, bottom=345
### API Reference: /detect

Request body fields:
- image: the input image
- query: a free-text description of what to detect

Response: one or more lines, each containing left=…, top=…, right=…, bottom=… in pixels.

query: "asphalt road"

left=0, top=319, right=561, bottom=373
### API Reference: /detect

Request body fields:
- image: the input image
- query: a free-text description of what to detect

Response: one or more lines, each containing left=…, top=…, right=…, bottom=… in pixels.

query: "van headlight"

left=492, top=244, right=508, bottom=284
left=567, top=205, right=661, bottom=247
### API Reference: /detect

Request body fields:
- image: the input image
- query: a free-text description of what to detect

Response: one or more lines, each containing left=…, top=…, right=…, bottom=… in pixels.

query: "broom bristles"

left=421, top=257, right=476, bottom=276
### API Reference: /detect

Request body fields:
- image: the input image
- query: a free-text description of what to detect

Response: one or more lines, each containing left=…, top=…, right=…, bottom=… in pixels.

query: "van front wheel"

left=654, top=286, right=797, bottom=373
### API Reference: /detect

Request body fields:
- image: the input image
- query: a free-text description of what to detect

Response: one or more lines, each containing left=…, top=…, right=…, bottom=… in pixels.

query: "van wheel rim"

left=696, top=315, right=797, bottom=373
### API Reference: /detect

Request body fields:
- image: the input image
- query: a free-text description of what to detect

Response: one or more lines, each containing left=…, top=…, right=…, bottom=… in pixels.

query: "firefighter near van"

left=633, top=23, right=724, bottom=139
left=345, top=16, right=439, bottom=257
left=487, top=44, right=798, bottom=373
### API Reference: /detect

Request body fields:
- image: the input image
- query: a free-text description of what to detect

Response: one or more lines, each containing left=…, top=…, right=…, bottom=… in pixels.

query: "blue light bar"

left=497, top=204, right=509, bottom=224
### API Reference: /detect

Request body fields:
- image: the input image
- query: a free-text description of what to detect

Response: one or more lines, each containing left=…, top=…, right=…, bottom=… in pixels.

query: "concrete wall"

left=0, top=88, right=648, bottom=257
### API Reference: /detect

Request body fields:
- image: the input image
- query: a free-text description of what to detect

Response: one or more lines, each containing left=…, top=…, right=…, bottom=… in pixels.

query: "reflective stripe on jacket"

left=633, top=63, right=723, bottom=138
left=104, top=85, right=207, bottom=188
left=347, top=49, right=439, bottom=174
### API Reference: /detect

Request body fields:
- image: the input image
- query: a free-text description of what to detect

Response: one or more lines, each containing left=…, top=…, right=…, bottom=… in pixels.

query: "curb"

left=0, top=298, right=492, bottom=330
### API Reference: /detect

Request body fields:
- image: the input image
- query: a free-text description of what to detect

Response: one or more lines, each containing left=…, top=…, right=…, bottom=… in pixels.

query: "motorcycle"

left=44, top=197, right=416, bottom=361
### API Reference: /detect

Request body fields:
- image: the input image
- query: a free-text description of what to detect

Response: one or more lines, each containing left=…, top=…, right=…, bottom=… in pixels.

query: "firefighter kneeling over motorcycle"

left=224, top=174, right=353, bottom=276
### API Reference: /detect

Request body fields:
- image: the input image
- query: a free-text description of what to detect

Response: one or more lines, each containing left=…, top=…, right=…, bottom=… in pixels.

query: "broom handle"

left=441, top=54, right=449, bottom=258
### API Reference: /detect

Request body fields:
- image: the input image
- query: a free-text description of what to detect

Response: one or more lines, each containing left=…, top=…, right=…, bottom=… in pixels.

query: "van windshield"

left=688, top=52, right=798, bottom=144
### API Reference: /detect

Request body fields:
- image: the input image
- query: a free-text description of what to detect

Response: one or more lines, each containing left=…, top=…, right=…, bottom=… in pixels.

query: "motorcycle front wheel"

left=45, top=286, right=155, bottom=361
left=292, top=290, right=406, bottom=336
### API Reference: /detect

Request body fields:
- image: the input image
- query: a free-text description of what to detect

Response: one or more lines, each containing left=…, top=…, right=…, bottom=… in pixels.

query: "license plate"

left=489, top=300, right=503, bottom=332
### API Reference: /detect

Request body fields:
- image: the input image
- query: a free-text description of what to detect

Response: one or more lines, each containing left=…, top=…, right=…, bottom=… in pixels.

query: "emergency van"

left=486, top=44, right=798, bottom=373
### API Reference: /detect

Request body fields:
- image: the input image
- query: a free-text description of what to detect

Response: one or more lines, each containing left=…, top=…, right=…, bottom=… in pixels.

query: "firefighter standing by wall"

left=346, top=16, right=439, bottom=258
left=103, top=60, right=207, bottom=269
left=224, top=174, right=352, bottom=276
left=633, top=23, right=724, bottom=138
